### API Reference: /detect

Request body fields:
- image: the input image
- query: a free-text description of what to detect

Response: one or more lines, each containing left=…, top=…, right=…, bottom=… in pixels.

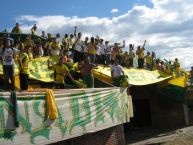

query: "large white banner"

left=0, top=88, right=133, bottom=145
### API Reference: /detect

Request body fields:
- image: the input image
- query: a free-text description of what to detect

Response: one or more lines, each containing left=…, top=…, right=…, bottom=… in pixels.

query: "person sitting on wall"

left=48, top=56, right=74, bottom=89
left=111, top=59, right=125, bottom=87
left=11, top=23, right=22, bottom=34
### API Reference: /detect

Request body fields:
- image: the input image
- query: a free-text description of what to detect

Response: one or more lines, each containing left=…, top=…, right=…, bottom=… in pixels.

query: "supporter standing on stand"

left=98, top=39, right=106, bottom=65
left=87, top=37, right=96, bottom=63
left=33, top=38, right=44, bottom=58
left=136, top=40, right=146, bottom=69
left=95, top=38, right=100, bottom=64
left=145, top=52, right=152, bottom=70
left=73, top=26, right=85, bottom=62
left=31, top=24, right=38, bottom=35
left=111, top=59, right=125, bottom=87
left=68, top=34, right=74, bottom=55
left=19, top=47, right=30, bottom=90
left=48, top=37, right=61, bottom=56
left=128, top=44, right=135, bottom=67
left=104, top=41, right=111, bottom=65
left=80, top=57, right=96, bottom=88
left=190, top=66, right=193, bottom=87
left=1, top=38, right=19, bottom=90
left=41, top=31, right=47, bottom=39
left=11, top=23, right=22, bottom=33
left=173, top=58, right=181, bottom=77
left=62, top=34, right=69, bottom=55
left=151, top=51, right=156, bottom=70
left=112, top=40, right=125, bottom=63
left=48, top=56, right=74, bottom=89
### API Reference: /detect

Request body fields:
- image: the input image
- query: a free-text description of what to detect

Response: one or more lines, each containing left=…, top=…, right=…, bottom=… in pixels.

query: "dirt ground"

left=126, top=126, right=193, bottom=145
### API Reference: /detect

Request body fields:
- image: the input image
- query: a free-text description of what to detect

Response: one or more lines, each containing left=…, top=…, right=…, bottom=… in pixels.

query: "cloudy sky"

left=1, top=0, right=193, bottom=69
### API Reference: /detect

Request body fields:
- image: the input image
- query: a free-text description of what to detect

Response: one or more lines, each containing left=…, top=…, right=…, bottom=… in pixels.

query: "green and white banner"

left=0, top=87, right=133, bottom=145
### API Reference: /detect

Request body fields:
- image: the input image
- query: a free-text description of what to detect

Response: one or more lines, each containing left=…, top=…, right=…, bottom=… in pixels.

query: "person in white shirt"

left=1, top=38, right=19, bottom=90
left=104, top=41, right=111, bottom=65
left=95, top=38, right=100, bottom=64
left=98, top=39, right=106, bottom=65
left=111, top=59, right=125, bottom=86
left=73, top=26, right=85, bottom=62
left=49, top=37, right=61, bottom=56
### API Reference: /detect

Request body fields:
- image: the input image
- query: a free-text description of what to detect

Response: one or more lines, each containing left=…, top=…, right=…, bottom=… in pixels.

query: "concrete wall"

left=50, top=125, right=125, bottom=145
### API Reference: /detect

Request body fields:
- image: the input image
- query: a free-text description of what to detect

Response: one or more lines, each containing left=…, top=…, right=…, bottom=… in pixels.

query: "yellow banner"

left=93, top=66, right=171, bottom=86
left=0, top=56, right=61, bottom=82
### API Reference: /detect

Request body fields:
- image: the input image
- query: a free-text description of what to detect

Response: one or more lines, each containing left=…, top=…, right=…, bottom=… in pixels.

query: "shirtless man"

left=112, top=40, right=125, bottom=62
left=81, top=57, right=96, bottom=88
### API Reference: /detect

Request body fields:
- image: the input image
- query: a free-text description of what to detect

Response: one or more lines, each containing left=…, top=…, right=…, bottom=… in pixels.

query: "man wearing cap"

left=1, top=38, right=19, bottom=90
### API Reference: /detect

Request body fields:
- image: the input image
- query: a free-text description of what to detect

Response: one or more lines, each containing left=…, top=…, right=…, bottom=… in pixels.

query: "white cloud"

left=14, top=0, right=193, bottom=69
left=111, top=9, right=119, bottom=14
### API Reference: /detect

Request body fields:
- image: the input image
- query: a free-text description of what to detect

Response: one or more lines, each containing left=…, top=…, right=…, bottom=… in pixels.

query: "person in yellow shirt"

left=44, top=36, right=53, bottom=56
left=24, top=35, right=34, bottom=49
left=48, top=56, right=74, bottom=89
left=34, top=39, right=44, bottom=58
left=31, top=24, right=38, bottom=35
left=173, top=58, right=181, bottom=77
left=123, top=51, right=129, bottom=67
left=62, top=34, right=69, bottom=54
left=136, top=46, right=145, bottom=68
left=136, top=40, right=146, bottom=69
left=11, top=23, right=22, bottom=33
left=19, top=47, right=30, bottom=90
left=145, top=52, right=152, bottom=70
left=87, top=37, right=96, bottom=63
left=49, top=37, right=61, bottom=56
left=165, top=65, right=171, bottom=75
left=68, top=34, right=74, bottom=52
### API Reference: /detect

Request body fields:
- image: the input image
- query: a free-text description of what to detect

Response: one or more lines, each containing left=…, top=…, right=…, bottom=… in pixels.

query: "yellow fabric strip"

left=46, top=89, right=58, bottom=120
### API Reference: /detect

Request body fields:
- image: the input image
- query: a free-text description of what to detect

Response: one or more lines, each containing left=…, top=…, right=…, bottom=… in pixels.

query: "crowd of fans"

left=0, top=23, right=183, bottom=91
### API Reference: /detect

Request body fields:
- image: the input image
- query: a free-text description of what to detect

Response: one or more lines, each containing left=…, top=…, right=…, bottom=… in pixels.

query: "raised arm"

left=142, top=40, right=146, bottom=50
left=119, top=40, right=125, bottom=49
left=74, top=26, right=77, bottom=37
